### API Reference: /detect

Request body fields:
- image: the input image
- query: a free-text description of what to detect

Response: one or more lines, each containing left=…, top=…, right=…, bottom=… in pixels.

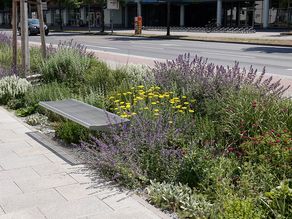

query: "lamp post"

left=166, top=0, right=170, bottom=36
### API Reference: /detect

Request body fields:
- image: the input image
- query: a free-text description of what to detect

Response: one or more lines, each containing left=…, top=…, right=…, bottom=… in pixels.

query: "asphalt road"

left=4, top=31, right=292, bottom=78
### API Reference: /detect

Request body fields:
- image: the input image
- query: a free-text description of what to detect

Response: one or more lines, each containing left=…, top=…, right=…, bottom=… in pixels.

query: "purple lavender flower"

left=0, top=32, right=12, bottom=47
left=79, top=111, right=193, bottom=185
left=152, top=53, right=290, bottom=97
left=46, top=39, right=94, bottom=58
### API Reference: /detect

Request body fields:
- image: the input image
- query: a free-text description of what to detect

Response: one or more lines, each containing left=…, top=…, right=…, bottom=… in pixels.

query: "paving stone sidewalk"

left=0, top=107, right=168, bottom=219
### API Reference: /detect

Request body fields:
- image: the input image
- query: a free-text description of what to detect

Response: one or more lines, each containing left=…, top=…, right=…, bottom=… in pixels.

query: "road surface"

left=30, top=32, right=292, bottom=77
left=2, top=30, right=292, bottom=79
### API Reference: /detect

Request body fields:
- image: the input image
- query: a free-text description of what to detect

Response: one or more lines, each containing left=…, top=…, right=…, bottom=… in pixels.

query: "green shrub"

left=0, top=75, right=31, bottom=105
left=23, top=82, right=72, bottom=107
left=7, top=98, right=25, bottom=110
left=85, top=60, right=130, bottom=94
left=73, top=85, right=107, bottom=109
left=235, top=162, right=278, bottom=198
left=240, top=130, right=292, bottom=178
left=39, top=48, right=91, bottom=85
left=218, top=197, right=264, bottom=219
left=0, top=38, right=43, bottom=73
left=214, top=87, right=292, bottom=147
left=55, top=121, right=89, bottom=144
left=0, top=46, right=13, bottom=67
left=177, top=147, right=213, bottom=188
left=30, top=47, right=43, bottom=73
left=146, top=181, right=212, bottom=219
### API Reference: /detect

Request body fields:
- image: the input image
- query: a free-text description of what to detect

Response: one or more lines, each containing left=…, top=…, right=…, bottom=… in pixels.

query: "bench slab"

left=39, top=99, right=129, bottom=131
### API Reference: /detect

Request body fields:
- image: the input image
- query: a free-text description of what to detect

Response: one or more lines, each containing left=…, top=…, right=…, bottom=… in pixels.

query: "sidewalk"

left=51, top=28, right=292, bottom=47
left=114, top=30, right=292, bottom=47
left=0, top=107, right=168, bottom=219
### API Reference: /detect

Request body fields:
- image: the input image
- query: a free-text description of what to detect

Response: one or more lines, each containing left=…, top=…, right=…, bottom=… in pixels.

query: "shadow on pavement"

left=243, top=46, right=292, bottom=53
left=48, top=32, right=94, bottom=37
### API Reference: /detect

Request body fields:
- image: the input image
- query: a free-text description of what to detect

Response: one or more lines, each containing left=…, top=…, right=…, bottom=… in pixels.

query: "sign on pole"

left=107, top=0, right=119, bottom=10
left=42, top=2, right=48, bottom=11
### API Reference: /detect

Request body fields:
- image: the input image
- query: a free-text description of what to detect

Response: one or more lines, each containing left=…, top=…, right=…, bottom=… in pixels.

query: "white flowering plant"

left=0, top=75, right=31, bottom=105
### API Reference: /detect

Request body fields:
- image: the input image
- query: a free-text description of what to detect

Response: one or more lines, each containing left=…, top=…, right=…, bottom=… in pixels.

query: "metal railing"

left=143, top=26, right=256, bottom=34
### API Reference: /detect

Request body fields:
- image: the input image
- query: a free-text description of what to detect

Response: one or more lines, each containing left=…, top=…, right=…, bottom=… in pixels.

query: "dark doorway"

left=142, top=3, right=180, bottom=26
left=185, top=2, right=216, bottom=27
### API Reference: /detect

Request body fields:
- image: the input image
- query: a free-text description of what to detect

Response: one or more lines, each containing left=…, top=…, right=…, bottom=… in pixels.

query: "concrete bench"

left=39, top=99, right=129, bottom=131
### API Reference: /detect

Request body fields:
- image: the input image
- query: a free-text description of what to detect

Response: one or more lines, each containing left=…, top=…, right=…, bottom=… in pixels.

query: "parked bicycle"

left=205, top=19, right=217, bottom=33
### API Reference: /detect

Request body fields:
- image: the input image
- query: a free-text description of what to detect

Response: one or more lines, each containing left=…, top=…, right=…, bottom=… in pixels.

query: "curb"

left=132, top=194, right=172, bottom=219
left=280, top=32, right=292, bottom=36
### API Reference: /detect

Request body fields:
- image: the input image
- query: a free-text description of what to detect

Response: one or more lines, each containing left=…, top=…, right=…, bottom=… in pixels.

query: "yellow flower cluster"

left=108, top=85, right=195, bottom=119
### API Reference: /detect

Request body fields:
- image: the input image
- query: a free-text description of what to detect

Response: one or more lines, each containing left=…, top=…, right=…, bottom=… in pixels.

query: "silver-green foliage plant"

left=25, top=113, right=48, bottom=126
left=39, top=47, right=91, bottom=84
left=0, top=75, right=31, bottom=104
left=146, top=181, right=212, bottom=218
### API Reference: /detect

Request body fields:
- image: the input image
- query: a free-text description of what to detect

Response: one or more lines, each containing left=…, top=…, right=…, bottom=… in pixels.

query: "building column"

left=263, top=0, right=269, bottom=28
left=236, top=3, right=240, bottom=26
left=0, top=13, right=3, bottom=25
left=80, top=7, right=86, bottom=24
left=46, top=10, right=52, bottom=25
left=180, top=4, right=185, bottom=27
left=125, top=5, right=128, bottom=28
left=62, top=9, right=68, bottom=26
left=137, top=1, right=142, bottom=16
left=216, top=0, right=222, bottom=27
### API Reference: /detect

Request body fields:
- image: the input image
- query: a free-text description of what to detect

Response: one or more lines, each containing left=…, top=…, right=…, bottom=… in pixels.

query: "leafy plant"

left=263, top=180, right=292, bottom=219
left=16, top=105, right=38, bottom=117
left=55, top=121, right=89, bottom=144
left=240, top=130, right=292, bottom=178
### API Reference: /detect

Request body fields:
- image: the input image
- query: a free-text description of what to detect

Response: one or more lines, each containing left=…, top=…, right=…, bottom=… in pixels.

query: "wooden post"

left=12, top=0, right=18, bottom=69
left=37, top=0, right=46, bottom=58
left=20, top=0, right=30, bottom=75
